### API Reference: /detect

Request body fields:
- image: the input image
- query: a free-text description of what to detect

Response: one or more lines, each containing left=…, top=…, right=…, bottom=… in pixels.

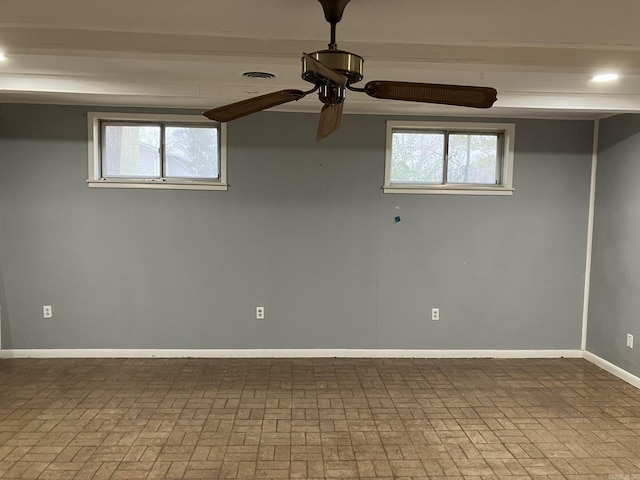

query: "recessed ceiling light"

left=0, top=53, right=7, bottom=62
left=592, top=73, right=619, bottom=83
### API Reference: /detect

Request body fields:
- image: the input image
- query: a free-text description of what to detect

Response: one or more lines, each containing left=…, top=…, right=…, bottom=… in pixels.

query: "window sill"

left=383, top=185, right=514, bottom=196
left=88, top=180, right=228, bottom=191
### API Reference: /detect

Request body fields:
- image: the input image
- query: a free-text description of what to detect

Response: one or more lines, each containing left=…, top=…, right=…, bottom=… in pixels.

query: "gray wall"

left=0, top=104, right=593, bottom=350
left=588, top=114, right=640, bottom=376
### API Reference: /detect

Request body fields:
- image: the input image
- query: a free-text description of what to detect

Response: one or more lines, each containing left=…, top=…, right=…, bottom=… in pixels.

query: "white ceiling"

left=1, top=0, right=640, bottom=119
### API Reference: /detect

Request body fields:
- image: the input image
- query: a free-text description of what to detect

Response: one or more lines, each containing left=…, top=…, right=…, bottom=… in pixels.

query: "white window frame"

left=87, top=112, right=228, bottom=191
left=384, top=120, right=515, bottom=196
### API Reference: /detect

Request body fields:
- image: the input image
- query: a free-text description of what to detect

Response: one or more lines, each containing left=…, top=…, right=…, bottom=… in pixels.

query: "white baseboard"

left=0, top=348, right=583, bottom=359
left=583, top=351, right=640, bottom=389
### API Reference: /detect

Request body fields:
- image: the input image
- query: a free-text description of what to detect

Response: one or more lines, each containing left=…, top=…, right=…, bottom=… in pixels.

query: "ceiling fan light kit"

left=203, top=0, right=498, bottom=140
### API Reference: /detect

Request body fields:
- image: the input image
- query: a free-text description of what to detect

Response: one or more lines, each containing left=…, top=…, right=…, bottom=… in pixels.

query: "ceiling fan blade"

left=303, top=53, right=348, bottom=87
left=203, top=89, right=307, bottom=122
left=364, top=81, right=498, bottom=108
left=316, top=102, right=344, bottom=141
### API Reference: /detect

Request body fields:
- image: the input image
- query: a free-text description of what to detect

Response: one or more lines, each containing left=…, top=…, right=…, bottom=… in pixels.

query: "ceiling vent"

left=243, top=71, right=276, bottom=79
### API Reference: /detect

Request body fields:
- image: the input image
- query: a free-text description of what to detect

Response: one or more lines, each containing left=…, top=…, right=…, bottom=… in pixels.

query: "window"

left=88, top=113, right=227, bottom=190
left=384, top=121, right=515, bottom=195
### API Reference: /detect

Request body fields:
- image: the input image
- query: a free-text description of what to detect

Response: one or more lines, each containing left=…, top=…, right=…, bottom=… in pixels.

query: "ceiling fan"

left=203, top=0, right=498, bottom=141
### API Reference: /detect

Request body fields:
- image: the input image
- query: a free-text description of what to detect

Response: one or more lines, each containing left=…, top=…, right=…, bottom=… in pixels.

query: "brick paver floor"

left=0, top=357, right=639, bottom=479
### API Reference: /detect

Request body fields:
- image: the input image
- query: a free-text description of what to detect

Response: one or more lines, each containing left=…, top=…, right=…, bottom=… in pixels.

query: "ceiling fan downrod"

left=318, top=0, right=351, bottom=49
left=329, top=23, right=337, bottom=50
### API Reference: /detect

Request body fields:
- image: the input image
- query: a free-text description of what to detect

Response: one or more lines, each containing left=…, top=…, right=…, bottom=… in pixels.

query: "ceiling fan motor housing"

left=302, top=50, right=364, bottom=85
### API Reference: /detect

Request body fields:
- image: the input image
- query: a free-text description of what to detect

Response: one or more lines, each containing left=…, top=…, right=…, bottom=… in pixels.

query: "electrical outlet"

left=627, top=334, right=634, bottom=349
left=256, top=306, right=264, bottom=320
left=431, top=308, right=439, bottom=321
left=43, top=305, right=52, bottom=319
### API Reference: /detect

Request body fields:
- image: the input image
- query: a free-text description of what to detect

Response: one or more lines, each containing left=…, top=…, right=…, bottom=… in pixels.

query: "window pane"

left=165, top=126, right=219, bottom=179
left=103, top=125, right=160, bottom=177
left=447, top=134, right=499, bottom=184
left=391, top=132, right=444, bottom=183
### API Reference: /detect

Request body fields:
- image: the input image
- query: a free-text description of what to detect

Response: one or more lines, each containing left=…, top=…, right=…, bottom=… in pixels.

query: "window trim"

left=87, top=112, right=228, bottom=191
left=384, top=121, right=515, bottom=196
